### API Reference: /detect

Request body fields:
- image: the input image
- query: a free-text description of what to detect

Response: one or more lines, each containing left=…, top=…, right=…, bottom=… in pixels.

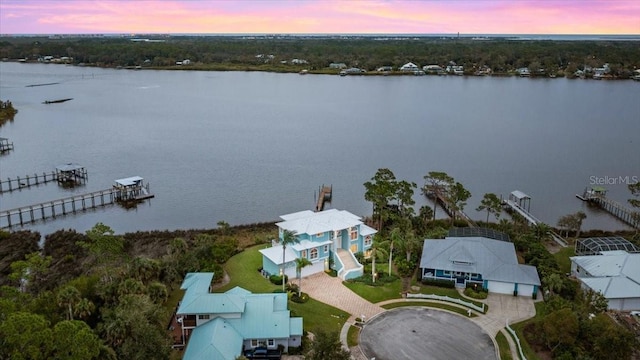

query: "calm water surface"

left=0, top=63, right=638, bottom=235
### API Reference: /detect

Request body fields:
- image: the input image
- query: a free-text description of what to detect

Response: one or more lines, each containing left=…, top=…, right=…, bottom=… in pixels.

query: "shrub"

left=348, top=272, right=399, bottom=286
left=395, top=258, right=415, bottom=277
left=286, top=282, right=299, bottom=294
left=291, top=292, right=309, bottom=303
left=421, top=278, right=455, bottom=288
left=463, top=287, right=488, bottom=299
left=269, top=274, right=288, bottom=285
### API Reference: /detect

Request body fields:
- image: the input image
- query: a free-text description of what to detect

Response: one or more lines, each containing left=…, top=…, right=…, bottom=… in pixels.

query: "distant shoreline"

left=2, top=35, right=639, bottom=80
left=4, top=60, right=638, bottom=81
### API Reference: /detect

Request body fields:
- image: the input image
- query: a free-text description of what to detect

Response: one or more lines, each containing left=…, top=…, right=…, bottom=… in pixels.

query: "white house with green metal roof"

left=177, top=273, right=303, bottom=360
left=259, top=209, right=377, bottom=281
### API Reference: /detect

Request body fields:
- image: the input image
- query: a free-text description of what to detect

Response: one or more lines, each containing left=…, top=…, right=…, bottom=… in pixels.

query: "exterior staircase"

left=336, top=248, right=360, bottom=277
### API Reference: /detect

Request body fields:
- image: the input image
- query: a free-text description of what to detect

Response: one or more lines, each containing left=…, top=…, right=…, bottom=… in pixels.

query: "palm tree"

left=295, top=257, right=312, bottom=296
left=280, top=230, right=300, bottom=292
left=543, top=273, right=564, bottom=297
left=57, top=285, right=81, bottom=320
left=532, top=223, right=551, bottom=242
left=74, top=297, right=96, bottom=321
left=370, top=238, right=389, bottom=283
left=131, top=257, right=159, bottom=283
left=388, top=227, right=402, bottom=276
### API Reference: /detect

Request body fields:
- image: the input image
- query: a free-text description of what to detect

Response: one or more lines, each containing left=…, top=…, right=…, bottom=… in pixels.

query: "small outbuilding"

left=113, top=176, right=153, bottom=201
left=55, top=163, right=88, bottom=185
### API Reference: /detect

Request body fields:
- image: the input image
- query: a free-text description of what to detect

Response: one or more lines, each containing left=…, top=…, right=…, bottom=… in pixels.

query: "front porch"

left=422, top=268, right=484, bottom=288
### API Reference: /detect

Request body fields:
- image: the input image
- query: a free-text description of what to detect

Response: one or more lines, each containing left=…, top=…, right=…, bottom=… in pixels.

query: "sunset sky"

left=0, top=0, right=638, bottom=35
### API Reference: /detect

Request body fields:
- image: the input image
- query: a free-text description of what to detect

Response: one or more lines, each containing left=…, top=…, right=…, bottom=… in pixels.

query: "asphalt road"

left=359, top=307, right=497, bottom=360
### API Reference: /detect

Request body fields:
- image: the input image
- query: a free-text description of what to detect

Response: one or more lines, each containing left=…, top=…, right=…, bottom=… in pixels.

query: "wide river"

left=0, top=62, right=638, bottom=235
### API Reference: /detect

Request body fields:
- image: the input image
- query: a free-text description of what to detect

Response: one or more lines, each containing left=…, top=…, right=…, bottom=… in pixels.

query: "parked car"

left=243, top=347, right=281, bottom=359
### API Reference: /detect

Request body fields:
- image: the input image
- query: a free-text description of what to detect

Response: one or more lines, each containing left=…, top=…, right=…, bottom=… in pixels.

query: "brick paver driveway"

left=299, top=272, right=384, bottom=319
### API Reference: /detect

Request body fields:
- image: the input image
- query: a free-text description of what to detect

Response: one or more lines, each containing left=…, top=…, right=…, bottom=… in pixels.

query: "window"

left=364, top=235, right=372, bottom=246
left=198, top=314, right=210, bottom=320
left=310, top=248, right=318, bottom=260
left=330, top=231, right=335, bottom=239
left=317, top=232, right=323, bottom=238
left=443, top=270, right=451, bottom=275
left=324, top=245, right=329, bottom=253
left=301, top=250, right=307, bottom=258
left=455, top=271, right=462, bottom=276
left=251, top=339, right=258, bottom=347
left=267, top=339, right=275, bottom=347
left=350, top=226, right=358, bottom=240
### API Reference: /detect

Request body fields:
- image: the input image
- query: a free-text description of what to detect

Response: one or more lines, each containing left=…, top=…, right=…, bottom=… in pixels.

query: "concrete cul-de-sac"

left=301, top=272, right=536, bottom=360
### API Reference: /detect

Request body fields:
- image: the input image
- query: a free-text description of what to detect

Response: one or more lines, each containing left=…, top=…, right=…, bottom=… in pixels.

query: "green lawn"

left=416, top=284, right=486, bottom=309
left=217, top=244, right=280, bottom=293
left=347, top=325, right=360, bottom=347
left=509, top=302, right=545, bottom=360
left=553, top=246, right=575, bottom=274
left=381, top=301, right=478, bottom=317
left=218, top=244, right=349, bottom=334
left=289, top=298, right=349, bottom=334
left=495, top=331, right=513, bottom=360
left=342, top=279, right=403, bottom=303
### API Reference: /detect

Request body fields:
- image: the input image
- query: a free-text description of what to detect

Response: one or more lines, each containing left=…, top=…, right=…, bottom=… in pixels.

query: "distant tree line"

left=1, top=36, right=639, bottom=78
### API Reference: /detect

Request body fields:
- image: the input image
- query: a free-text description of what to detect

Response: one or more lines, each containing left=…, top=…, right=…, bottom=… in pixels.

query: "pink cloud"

left=0, top=0, right=638, bottom=34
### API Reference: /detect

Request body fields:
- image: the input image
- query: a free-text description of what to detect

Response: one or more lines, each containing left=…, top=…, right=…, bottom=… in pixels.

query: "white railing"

left=406, top=293, right=485, bottom=313
left=506, top=319, right=527, bottom=360
left=335, top=254, right=345, bottom=279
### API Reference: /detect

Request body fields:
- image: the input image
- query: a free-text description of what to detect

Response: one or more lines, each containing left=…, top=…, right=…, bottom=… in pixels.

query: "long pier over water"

left=0, top=177, right=154, bottom=228
left=425, top=188, right=476, bottom=227
left=577, top=187, right=639, bottom=229
left=1, top=188, right=118, bottom=228
left=315, top=184, right=332, bottom=212
left=0, top=164, right=88, bottom=193
left=502, top=190, right=568, bottom=247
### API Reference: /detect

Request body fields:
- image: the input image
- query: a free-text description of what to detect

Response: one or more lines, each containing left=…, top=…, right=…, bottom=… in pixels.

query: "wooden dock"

left=425, top=188, right=476, bottom=227
left=1, top=182, right=154, bottom=228
left=502, top=190, right=567, bottom=247
left=1, top=171, right=60, bottom=193
left=1, top=188, right=117, bottom=228
left=503, top=199, right=541, bottom=226
left=578, top=188, right=639, bottom=229
left=315, top=185, right=332, bottom=212
left=0, top=165, right=88, bottom=193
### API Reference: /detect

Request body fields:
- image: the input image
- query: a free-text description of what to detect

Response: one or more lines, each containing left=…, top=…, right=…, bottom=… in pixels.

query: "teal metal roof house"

left=259, top=209, right=377, bottom=281
left=420, top=237, right=541, bottom=297
left=177, top=273, right=303, bottom=359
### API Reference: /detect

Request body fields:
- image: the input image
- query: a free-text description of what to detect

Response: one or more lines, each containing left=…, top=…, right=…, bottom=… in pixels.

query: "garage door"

left=487, top=281, right=514, bottom=295
left=518, top=284, right=535, bottom=297
left=301, top=261, right=325, bottom=277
